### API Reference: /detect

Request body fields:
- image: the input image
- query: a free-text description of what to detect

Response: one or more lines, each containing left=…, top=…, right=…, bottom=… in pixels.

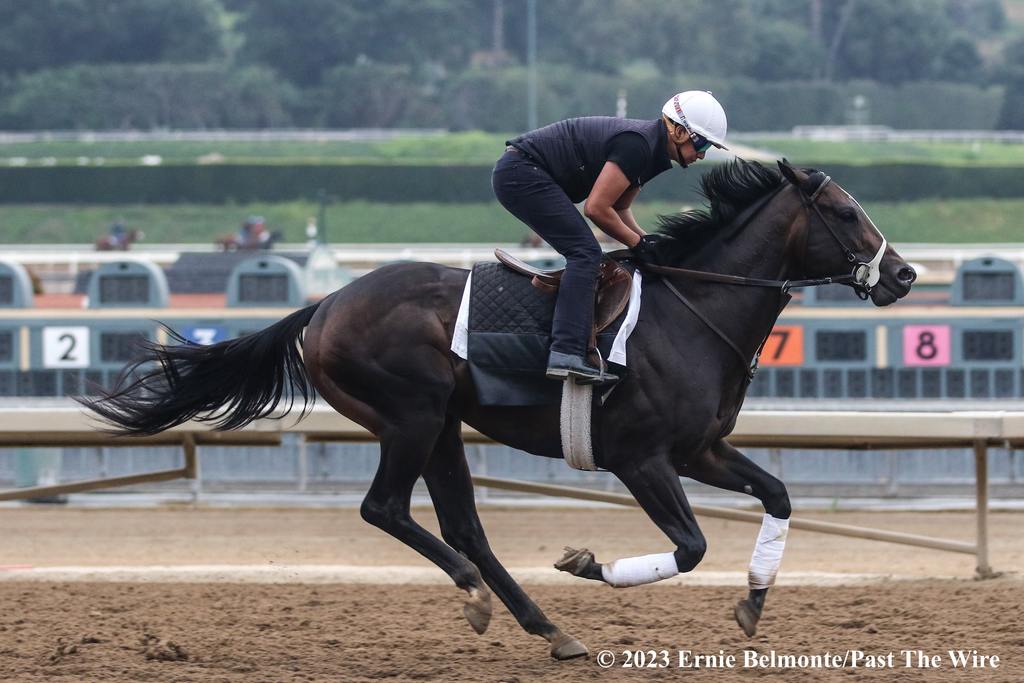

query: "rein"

left=635, top=173, right=883, bottom=380
left=644, top=264, right=857, bottom=292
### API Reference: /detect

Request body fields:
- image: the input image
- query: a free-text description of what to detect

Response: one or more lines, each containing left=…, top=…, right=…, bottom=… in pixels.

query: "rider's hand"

left=630, top=233, right=666, bottom=268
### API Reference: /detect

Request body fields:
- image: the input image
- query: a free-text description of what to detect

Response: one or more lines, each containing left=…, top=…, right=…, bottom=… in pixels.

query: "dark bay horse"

left=81, top=160, right=915, bottom=660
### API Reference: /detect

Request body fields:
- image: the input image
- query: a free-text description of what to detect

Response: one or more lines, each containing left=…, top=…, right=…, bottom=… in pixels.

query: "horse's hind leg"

left=301, top=269, right=495, bottom=635
left=422, top=416, right=588, bottom=660
left=358, top=415, right=494, bottom=635
left=681, top=439, right=792, bottom=637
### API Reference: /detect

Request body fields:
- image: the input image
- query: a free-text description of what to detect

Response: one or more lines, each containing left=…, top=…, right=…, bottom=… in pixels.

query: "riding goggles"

left=689, top=130, right=712, bottom=154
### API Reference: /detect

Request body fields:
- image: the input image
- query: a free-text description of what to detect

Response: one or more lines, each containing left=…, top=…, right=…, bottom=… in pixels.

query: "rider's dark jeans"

left=492, top=150, right=601, bottom=357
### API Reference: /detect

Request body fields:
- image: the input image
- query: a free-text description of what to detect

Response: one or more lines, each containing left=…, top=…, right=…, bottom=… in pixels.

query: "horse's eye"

left=839, top=208, right=858, bottom=222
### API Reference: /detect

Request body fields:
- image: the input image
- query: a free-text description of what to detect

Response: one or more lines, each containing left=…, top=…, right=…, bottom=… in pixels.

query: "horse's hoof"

left=463, top=586, right=492, bottom=635
left=554, top=547, right=594, bottom=576
left=734, top=599, right=760, bottom=637
left=549, top=633, right=589, bottom=660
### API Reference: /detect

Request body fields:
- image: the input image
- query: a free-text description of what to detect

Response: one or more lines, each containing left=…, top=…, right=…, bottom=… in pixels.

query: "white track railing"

left=0, top=403, right=1014, bottom=577
left=7, top=243, right=1023, bottom=281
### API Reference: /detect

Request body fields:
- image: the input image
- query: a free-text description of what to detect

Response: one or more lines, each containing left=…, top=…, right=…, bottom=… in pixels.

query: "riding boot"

left=545, top=268, right=618, bottom=385
left=545, top=350, right=618, bottom=384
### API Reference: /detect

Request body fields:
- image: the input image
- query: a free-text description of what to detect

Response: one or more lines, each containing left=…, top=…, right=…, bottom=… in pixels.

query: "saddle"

left=494, top=248, right=632, bottom=336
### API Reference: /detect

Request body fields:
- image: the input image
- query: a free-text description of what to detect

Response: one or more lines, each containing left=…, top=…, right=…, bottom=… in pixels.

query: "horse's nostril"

left=898, top=266, right=917, bottom=284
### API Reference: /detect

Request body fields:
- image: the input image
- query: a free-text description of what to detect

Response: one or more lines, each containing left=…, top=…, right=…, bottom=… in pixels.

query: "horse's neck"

left=691, top=190, right=800, bottom=282
left=664, top=192, right=800, bottom=362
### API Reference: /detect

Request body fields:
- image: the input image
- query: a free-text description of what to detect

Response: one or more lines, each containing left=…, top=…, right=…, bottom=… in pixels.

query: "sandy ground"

left=1, top=506, right=1021, bottom=576
left=0, top=506, right=1021, bottom=682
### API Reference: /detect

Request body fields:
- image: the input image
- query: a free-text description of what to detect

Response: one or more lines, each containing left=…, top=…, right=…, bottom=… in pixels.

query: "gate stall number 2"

left=43, top=326, right=90, bottom=368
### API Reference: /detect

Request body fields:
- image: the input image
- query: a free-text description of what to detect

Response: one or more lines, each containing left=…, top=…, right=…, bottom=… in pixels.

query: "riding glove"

left=630, top=233, right=666, bottom=268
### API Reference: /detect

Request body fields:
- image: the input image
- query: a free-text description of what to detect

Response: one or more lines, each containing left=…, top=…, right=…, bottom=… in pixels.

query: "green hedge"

left=2, top=161, right=1024, bottom=205
left=0, top=164, right=492, bottom=204
left=644, top=162, right=1024, bottom=202
left=0, top=63, right=1005, bottom=132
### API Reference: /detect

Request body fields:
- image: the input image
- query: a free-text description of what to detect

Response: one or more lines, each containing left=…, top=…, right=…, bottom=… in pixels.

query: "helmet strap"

left=659, top=115, right=692, bottom=165
left=662, top=115, right=690, bottom=165
left=662, top=114, right=686, bottom=139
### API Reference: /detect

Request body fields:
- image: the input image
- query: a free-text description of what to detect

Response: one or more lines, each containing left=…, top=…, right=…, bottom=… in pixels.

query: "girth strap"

left=560, top=380, right=597, bottom=470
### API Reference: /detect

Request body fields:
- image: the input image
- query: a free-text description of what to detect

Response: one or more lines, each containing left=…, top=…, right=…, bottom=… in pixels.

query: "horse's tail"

left=77, top=302, right=322, bottom=436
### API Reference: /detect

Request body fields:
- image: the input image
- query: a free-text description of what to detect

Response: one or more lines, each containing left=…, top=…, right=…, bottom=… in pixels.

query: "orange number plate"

left=760, top=325, right=804, bottom=366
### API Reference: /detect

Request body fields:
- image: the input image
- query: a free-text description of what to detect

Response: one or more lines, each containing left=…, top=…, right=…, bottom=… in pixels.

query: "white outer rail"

left=1, top=403, right=1018, bottom=578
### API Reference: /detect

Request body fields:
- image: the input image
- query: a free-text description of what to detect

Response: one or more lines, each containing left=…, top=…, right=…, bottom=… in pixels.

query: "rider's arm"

left=584, top=163, right=642, bottom=248
left=613, top=186, right=645, bottom=238
left=585, top=133, right=650, bottom=246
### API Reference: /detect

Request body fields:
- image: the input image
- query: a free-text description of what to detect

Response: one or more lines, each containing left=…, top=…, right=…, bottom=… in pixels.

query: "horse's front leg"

left=556, top=454, right=706, bottom=587
left=679, top=439, right=792, bottom=637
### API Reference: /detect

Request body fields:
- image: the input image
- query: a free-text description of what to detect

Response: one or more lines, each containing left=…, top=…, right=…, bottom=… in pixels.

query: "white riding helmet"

left=662, top=91, right=728, bottom=149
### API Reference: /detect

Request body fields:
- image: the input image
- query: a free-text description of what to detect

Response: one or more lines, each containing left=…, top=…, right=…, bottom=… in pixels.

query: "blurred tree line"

left=0, top=0, right=1021, bottom=130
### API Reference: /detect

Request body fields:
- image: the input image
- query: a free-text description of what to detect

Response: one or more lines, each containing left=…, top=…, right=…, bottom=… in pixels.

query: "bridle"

left=798, top=171, right=887, bottom=295
left=636, top=171, right=890, bottom=379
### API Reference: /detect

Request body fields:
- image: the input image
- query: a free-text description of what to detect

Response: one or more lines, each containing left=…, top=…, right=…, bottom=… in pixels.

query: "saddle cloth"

left=451, top=260, right=643, bottom=406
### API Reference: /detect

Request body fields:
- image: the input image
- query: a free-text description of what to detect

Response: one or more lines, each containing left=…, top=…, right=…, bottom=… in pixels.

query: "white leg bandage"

left=748, top=514, right=789, bottom=590
left=600, top=552, right=678, bottom=587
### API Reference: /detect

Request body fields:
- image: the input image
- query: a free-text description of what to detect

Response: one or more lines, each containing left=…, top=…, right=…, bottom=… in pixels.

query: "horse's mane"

left=654, top=159, right=785, bottom=263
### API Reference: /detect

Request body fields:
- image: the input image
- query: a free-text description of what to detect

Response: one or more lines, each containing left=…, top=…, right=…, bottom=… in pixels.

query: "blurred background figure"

left=305, top=216, right=319, bottom=248
left=216, top=215, right=281, bottom=251
left=519, top=230, right=546, bottom=248
left=94, top=221, right=143, bottom=251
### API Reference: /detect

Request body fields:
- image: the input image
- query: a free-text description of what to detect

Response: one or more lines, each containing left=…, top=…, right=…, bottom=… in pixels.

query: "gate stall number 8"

left=903, top=324, right=951, bottom=366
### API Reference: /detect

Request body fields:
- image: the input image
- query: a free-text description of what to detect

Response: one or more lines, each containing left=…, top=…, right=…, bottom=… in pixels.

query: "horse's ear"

left=777, top=158, right=807, bottom=186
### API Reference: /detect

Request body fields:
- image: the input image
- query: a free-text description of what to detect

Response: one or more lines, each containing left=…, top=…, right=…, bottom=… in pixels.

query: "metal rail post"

left=973, top=440, right=994, bottom=578
left=297, top=435, right=308, bottom=493
left=184, top=434, right=200, bottom=504
left=183, top=434, right=197, bottom=478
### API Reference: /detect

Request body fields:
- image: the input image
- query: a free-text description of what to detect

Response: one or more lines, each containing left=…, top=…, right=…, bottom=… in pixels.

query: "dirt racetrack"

left=0, top=506, right=1021, bottom=682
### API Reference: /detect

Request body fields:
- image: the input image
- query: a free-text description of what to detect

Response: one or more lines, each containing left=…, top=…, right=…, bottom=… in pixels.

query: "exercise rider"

left=492, top=91, right=728, bottom=384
